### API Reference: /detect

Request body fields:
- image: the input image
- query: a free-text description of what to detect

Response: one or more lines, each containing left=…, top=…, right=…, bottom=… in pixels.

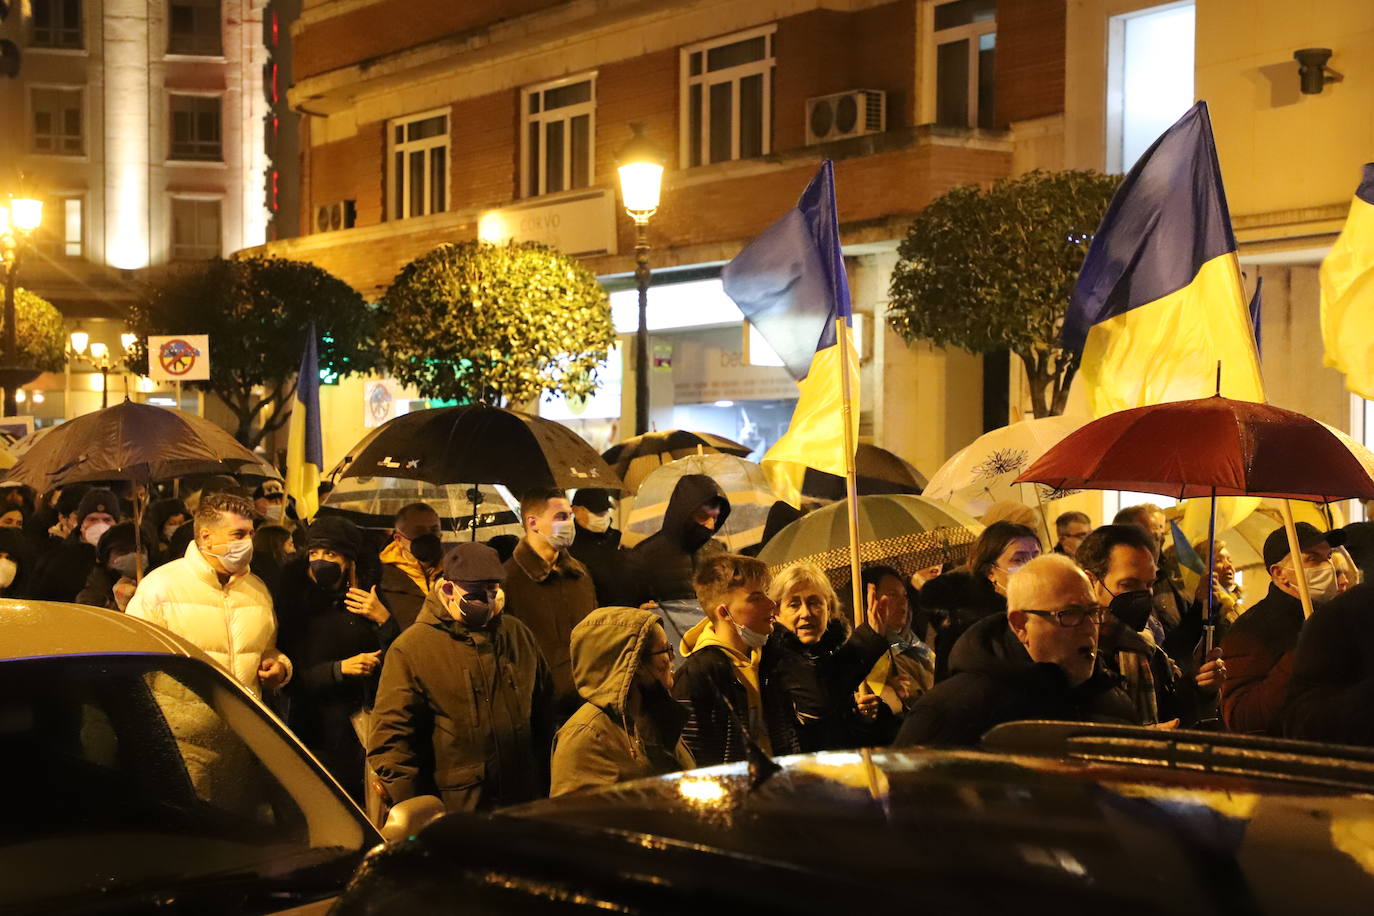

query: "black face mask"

left=408, top=533, right=443, bottom=567
left=310, top=559, right=345, bottom=591
left=1108, top=588, right=1155, bottom=632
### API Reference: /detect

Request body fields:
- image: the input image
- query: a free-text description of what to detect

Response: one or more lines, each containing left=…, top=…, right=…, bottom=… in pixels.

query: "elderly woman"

left=769, top=563, right=891, bottom=751
left=551, top=607, right=694, bottom=796
left=921, top=521, right=1041, bottom=681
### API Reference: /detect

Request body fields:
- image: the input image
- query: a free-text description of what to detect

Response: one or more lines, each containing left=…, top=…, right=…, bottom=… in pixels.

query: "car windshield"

left=0, top=654, right=375, bottom=913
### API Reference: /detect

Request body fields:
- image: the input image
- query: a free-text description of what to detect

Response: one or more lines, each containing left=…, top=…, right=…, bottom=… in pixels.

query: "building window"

left=681, top=25, right=775, bottom=167
left=31, top=87, right=83, bottom=155
left=1107, top=2, right=1195, bottom=173
left=35, top=197, right=84, bottom=258
left=31, top=0, right=83, bottom=49
left=168, top=0, right=222, bottom=56
left=388, top=110, right=449, bottom=220
left=170, top=198, right=221, bottom=260
left=169, top=94, right=222, bottom=161
left=521, top=75, right=595, bottom=198
left=931, top=0, right=996, bottom=129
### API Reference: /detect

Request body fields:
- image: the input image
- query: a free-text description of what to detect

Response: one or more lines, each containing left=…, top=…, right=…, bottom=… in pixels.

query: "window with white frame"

left=681, top=26, right=775, bottom=168
left=31, top=87, right=83, bottom=155
left=35, top=196, right=84, bottom=259
left=31, top=0, right=83, bottom=50
left=388, top=110, right=449, bottom=220
left=169, top=94, right=222, bottom=161
left=931, top=0, right=996, bottom=129
left=170, top=198, right=221, bottom=260
left=522, top=75, right=595, bottom=198
left=1106, top=2, right=1195, bottom=173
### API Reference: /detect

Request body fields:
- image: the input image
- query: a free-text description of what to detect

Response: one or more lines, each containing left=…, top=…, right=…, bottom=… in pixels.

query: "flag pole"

left=837, top=317, right=864, bottom=627
left=1279, top=498, right=1316, bottom=619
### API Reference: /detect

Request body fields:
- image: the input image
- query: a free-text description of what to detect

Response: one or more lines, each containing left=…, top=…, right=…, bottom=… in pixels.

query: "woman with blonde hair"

left=769, top=562, right=892, bottom=750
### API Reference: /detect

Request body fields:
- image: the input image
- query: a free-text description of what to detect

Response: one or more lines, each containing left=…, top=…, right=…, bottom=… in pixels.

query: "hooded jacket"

left=671, top=618, right=805, bottom=766
left=367, top=588, right=555, bottom=813
left=550, top=608, right=694, bottom=796
left=378, top=539, right=435, bottom=631
left=895, top=612, right=1137, bottom=748
left=630, top=474, right=731, bottom=602
left=920, top=570, right=1006, bottom=682
left=125, top=541, right=292, bottom=697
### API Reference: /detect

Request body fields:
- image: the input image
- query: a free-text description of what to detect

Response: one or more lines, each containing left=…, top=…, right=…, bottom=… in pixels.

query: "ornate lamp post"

left=616, top=124, right=665, bottom=436
left=0, top=196, right=43, bottom=416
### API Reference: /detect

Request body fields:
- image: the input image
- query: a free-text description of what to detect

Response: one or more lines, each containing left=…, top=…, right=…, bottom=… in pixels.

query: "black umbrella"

left=602, top=429, right=753, bottom=495
left=331, top=405, right=622, bottom=536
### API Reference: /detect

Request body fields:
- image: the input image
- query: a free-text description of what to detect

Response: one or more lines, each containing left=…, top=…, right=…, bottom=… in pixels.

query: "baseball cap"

left=570, top=488, right=612, bottom=513
left=442, top=541, right=506, bottom=584
left=1262, top=522, right=1346, bottom=569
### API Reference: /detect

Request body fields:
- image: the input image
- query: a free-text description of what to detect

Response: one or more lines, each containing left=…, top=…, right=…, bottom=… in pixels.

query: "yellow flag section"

left=1076, top=253, right=1265, bottom=417
left=1320, top=164, right=1374, bottom=400
left=285, top=404, right=321, bottom=521
left=762, top=319, right=861, bottom=506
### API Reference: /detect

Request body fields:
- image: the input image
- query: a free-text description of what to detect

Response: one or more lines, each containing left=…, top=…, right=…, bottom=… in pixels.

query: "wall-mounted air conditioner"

left=805, top=89, right=886, bottom=145
left=315, top=199, right=356, bottom=233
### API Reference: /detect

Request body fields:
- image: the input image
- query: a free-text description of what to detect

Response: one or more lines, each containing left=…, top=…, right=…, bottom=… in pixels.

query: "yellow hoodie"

left=679, top=617, right=771, bottom=754
left=380, top=539, right=433, bottom=595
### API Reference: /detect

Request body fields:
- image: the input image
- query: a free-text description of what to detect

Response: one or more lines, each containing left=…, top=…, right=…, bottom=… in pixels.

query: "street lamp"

left=89, top=341, right=111, bottom=408
left=0, top=194, right=43, bottom=416
left=616, top=123, right=665, bottom=436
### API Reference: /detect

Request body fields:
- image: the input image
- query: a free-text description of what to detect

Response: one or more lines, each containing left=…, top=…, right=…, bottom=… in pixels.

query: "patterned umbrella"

left=924, top=415, right=1085, bottom=518
left=621, top=453, right=777, bottom=552
left=602, top=430, right=752, bottom=495
left=758, top=494, right=984, bottom=593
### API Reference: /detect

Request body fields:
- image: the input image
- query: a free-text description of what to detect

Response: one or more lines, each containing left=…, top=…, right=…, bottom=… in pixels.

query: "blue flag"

left=1248, top=276, right=1263, bottom=358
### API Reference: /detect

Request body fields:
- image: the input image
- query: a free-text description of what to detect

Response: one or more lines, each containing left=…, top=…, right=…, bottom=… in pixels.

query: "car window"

left=0, top=654, right=375, bottom=913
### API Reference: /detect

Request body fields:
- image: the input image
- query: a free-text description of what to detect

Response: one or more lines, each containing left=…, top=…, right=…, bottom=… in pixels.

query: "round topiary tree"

left=887, top=169, right=1121, bottom=417
left=12, top=287, right=68, bottom=373
left=378, top=240, right=615, bottom=407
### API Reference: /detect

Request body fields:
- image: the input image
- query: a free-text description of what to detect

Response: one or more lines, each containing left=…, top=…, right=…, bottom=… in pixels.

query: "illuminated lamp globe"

left=616, top=124, right=665, bottom=222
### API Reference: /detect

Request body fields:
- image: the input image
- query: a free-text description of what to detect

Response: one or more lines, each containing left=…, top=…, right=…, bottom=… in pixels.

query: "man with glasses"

left=894, top=554, right=1135, bottom=748
left=1221, top=522, right=1343, bottom=735
left=369, top=542, right=555, bottom=815
left=1079, top=524, right=1225, bottom=727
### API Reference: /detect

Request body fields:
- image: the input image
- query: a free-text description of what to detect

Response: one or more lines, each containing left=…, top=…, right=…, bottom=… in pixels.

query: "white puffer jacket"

left=126, top=542, right=292, bottom=697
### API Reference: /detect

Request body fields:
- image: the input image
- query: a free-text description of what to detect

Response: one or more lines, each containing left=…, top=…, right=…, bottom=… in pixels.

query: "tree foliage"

left=12, top=287, right=68, bottom=372
left=887, top=169, right=1121, bottom=417
left=378, top=240, right=615, bottom=407
left=126, top=257, right=377, bottom=446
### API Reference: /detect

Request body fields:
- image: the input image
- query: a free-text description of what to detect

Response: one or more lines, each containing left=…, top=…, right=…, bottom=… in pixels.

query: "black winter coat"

left=895, top=613, right=1138, bottom=748
left=274, top=556, right=398, bottom=802
left=1282, top=582, right=1374, bottom=746
left=629, top=474, right=731, bottom=603
left=920, top=571, right=1005, bottom=682
left=775, top=619, right=890, bottom=751
left=30, top=538, right=96, bottom=603
left=568, top=523, right=641, bottom=608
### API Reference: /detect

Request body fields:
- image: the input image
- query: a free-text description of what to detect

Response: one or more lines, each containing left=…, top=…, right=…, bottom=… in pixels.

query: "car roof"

left=0, top=598, right=198, bottom=661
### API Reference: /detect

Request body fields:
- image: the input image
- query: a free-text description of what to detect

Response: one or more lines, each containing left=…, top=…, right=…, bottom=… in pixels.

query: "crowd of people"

left=14, top=471, right=1374, bottom=821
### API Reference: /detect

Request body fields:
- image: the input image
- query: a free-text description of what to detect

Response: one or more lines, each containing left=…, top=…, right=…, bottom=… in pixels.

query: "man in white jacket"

left=127, top=491, right=291, bottom=696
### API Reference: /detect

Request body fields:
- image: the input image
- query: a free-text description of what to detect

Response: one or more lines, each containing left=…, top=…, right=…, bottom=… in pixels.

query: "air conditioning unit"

left=315, top=199, right=356, bottom=233
left=805, top=89, right=886, bottom=145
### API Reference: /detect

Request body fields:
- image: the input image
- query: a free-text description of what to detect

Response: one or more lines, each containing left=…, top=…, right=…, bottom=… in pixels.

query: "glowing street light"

left=615, top=124, right=666, bottom=436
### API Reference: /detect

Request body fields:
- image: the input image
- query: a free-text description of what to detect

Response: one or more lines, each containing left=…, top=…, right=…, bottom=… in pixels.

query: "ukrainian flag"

left=286, top=325, right=324, bottom=521
left=722, top=161, right=859, bottom=502
left=1064, top=102, right=1264, bottom=417
left=1320, top=164, right=1374, bottom=399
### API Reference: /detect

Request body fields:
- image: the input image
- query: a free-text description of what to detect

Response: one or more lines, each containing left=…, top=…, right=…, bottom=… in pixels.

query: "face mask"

left=408, top=533, right=444, bottom=567
left=0, top=557, right=16, bottom=589
left=1284, top=562, right=1341, bottom=604
left=264, top=505, right=283, bottom=522
left=1107, top=587, right=1155, bottom=632
left=208, top=538, right=253, bottom=574
left=546, top=519, right=575, bottom=550
left=735, top=621, right=770, bottom=651
left=163, top=521, right=182, bottom=542
left=84, top=522, right=112, bottom=547
left=583, top=512, right=611, bottom=534
left=443, top=582, right=503, bottom=628
left=310, top=558, right=345, bottom=591
left=110, top=552, right=144, bottom=578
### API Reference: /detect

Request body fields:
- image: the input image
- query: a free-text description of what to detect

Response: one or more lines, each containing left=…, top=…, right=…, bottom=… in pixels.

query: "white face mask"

left=1284, top=561, right=1340, bottom=604
left=735, top=621, right=771, bottom=651
left=83, top=522, right=112, bottom=547
left=264, top=505, right=283, bottom=523
left=207, top=538, right=254, bottom=574
left=583, top=512, right=611, bottom=534
left=0, top=557, right=16, bottom=589
left=546, top=519, right=576, bottom=550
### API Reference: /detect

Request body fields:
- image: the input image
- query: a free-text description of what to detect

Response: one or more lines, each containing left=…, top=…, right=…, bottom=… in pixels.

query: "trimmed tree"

left=886, top=169, right=1121, bottom=418
left=12, top=287, right=69, bottom=372
left=126, top=256, right=378, bottom=446
left=378, top=240, right=615, bottom=407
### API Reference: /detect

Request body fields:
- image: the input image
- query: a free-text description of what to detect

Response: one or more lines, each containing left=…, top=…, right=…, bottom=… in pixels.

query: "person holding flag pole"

left=285, top=324, right=324, bottom=525
left=722, top=160, right=865, bottom=627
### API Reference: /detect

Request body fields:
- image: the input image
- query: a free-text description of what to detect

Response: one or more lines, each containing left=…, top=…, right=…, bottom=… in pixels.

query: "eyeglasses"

left=1021, top=605, right=1105, bottom=627
left=646, top=645, right=674, bottom=659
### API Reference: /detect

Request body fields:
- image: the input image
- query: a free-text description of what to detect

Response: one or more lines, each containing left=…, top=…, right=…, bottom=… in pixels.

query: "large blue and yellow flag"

left=1064, top=102, right=1264, bottom=416
left=1320, top=164, right=1374, bottom=399
left=285, top=325, right=324, bottom=521
left=722, top=160, right=859, bottom=501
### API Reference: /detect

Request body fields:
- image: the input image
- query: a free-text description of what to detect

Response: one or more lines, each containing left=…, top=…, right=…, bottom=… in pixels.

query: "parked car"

left=337, top=722, right=1374, bottom=915
left=0, top=600, right=381, bottom=915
